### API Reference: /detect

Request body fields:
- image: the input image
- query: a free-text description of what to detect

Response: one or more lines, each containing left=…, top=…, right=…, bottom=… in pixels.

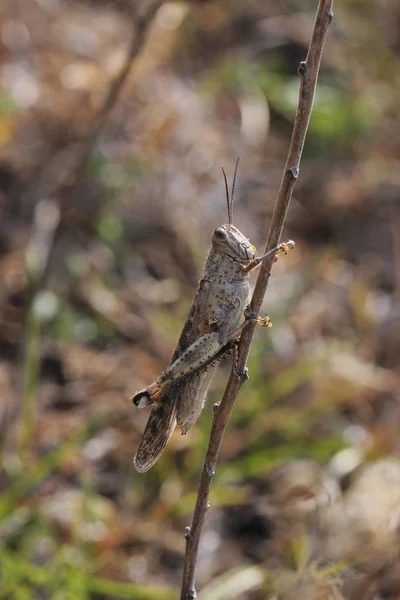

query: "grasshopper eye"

left=213, top=227, right=228, bottom=241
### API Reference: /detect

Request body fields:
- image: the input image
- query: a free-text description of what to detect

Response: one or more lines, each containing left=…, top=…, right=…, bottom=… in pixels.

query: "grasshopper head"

left=212, top=224, right=256, bottom=262
left=216, top=160, right=255, bottom=262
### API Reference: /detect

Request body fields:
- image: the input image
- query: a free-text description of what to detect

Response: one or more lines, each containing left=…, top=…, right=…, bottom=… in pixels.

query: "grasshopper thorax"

left=212, top=224, right=256, bottom=263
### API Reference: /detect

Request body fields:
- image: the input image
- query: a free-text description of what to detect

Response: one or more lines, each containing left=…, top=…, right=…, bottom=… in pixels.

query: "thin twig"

left=32, top=0, right=164, bottom=203
left=11, top=1, right=164, bottom=453
left=78, top=0, right=165, bottom=162
left=180, top=1, right=334, bottom=598
left=26, top=0, right=164, bottom=291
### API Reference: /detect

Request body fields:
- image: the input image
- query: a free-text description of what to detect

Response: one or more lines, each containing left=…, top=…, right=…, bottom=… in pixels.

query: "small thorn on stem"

left=298, top=61, right=307, bottom=75
left=188, top=590, right=197, bottom=599
left=232, top=362, right=249, bottom=381
left=185, top=526, right=193, bottom=540
left=231, top=343, right=249, bottom=381
left=244, top=306, right=257, bottom=322
left=205, top=463, right=215, bottom=478
left=213, top=402, right=220, bottom=414
left=288, top=167, right=299, bottom=179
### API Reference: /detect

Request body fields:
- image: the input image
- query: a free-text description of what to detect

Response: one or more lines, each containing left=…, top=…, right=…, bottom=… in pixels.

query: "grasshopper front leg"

left=243, top=239, right=295, bottom=274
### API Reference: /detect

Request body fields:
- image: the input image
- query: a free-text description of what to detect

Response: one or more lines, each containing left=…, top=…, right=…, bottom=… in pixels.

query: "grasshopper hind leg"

left=132, top=332, right=227, bottom=404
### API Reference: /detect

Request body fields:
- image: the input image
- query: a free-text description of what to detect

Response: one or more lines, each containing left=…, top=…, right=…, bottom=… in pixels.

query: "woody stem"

left=180, top=1, right=334, bottom=598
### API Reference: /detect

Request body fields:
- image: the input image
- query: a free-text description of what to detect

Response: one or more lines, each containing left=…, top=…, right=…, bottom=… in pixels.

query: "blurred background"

left=1, top=0, right=400, bottom=598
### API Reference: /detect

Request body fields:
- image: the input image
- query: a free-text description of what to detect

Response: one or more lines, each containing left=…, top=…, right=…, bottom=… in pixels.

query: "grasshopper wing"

left=134, top=389, right=178, bottom=472
left=134, top=279, right=212, bottom=471
left=134, top=360, right=219, bottom=471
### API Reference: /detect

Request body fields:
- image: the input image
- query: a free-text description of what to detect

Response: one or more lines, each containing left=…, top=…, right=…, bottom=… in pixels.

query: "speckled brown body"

left=133, top=224, right=255, bottom=472
left=176, top=245, right=252, bottom=431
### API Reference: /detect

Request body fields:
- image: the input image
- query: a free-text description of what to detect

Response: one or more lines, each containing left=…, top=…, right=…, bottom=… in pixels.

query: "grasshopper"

left=132, top=160, right=294, bottom=472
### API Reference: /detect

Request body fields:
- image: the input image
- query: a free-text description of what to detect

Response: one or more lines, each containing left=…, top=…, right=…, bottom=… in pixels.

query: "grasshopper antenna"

left=221, top=166, right=231, bottom=227
left=231, top=157, right=240, bottom=226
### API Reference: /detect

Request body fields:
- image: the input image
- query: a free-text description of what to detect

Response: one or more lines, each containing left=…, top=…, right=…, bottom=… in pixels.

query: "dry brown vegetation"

left=1, top=0, right=400, bottom=599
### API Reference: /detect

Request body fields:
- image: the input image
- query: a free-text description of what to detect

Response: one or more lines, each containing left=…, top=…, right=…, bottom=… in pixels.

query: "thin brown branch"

left=33, top=0, right=164, bottom=289
left=13, top=1, right=164, bottom=453
left=32, top=1, right=163, bottom=204
left=180, top=1, right=334, bottom=598
left=79, top=0, right=165, bottom=161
